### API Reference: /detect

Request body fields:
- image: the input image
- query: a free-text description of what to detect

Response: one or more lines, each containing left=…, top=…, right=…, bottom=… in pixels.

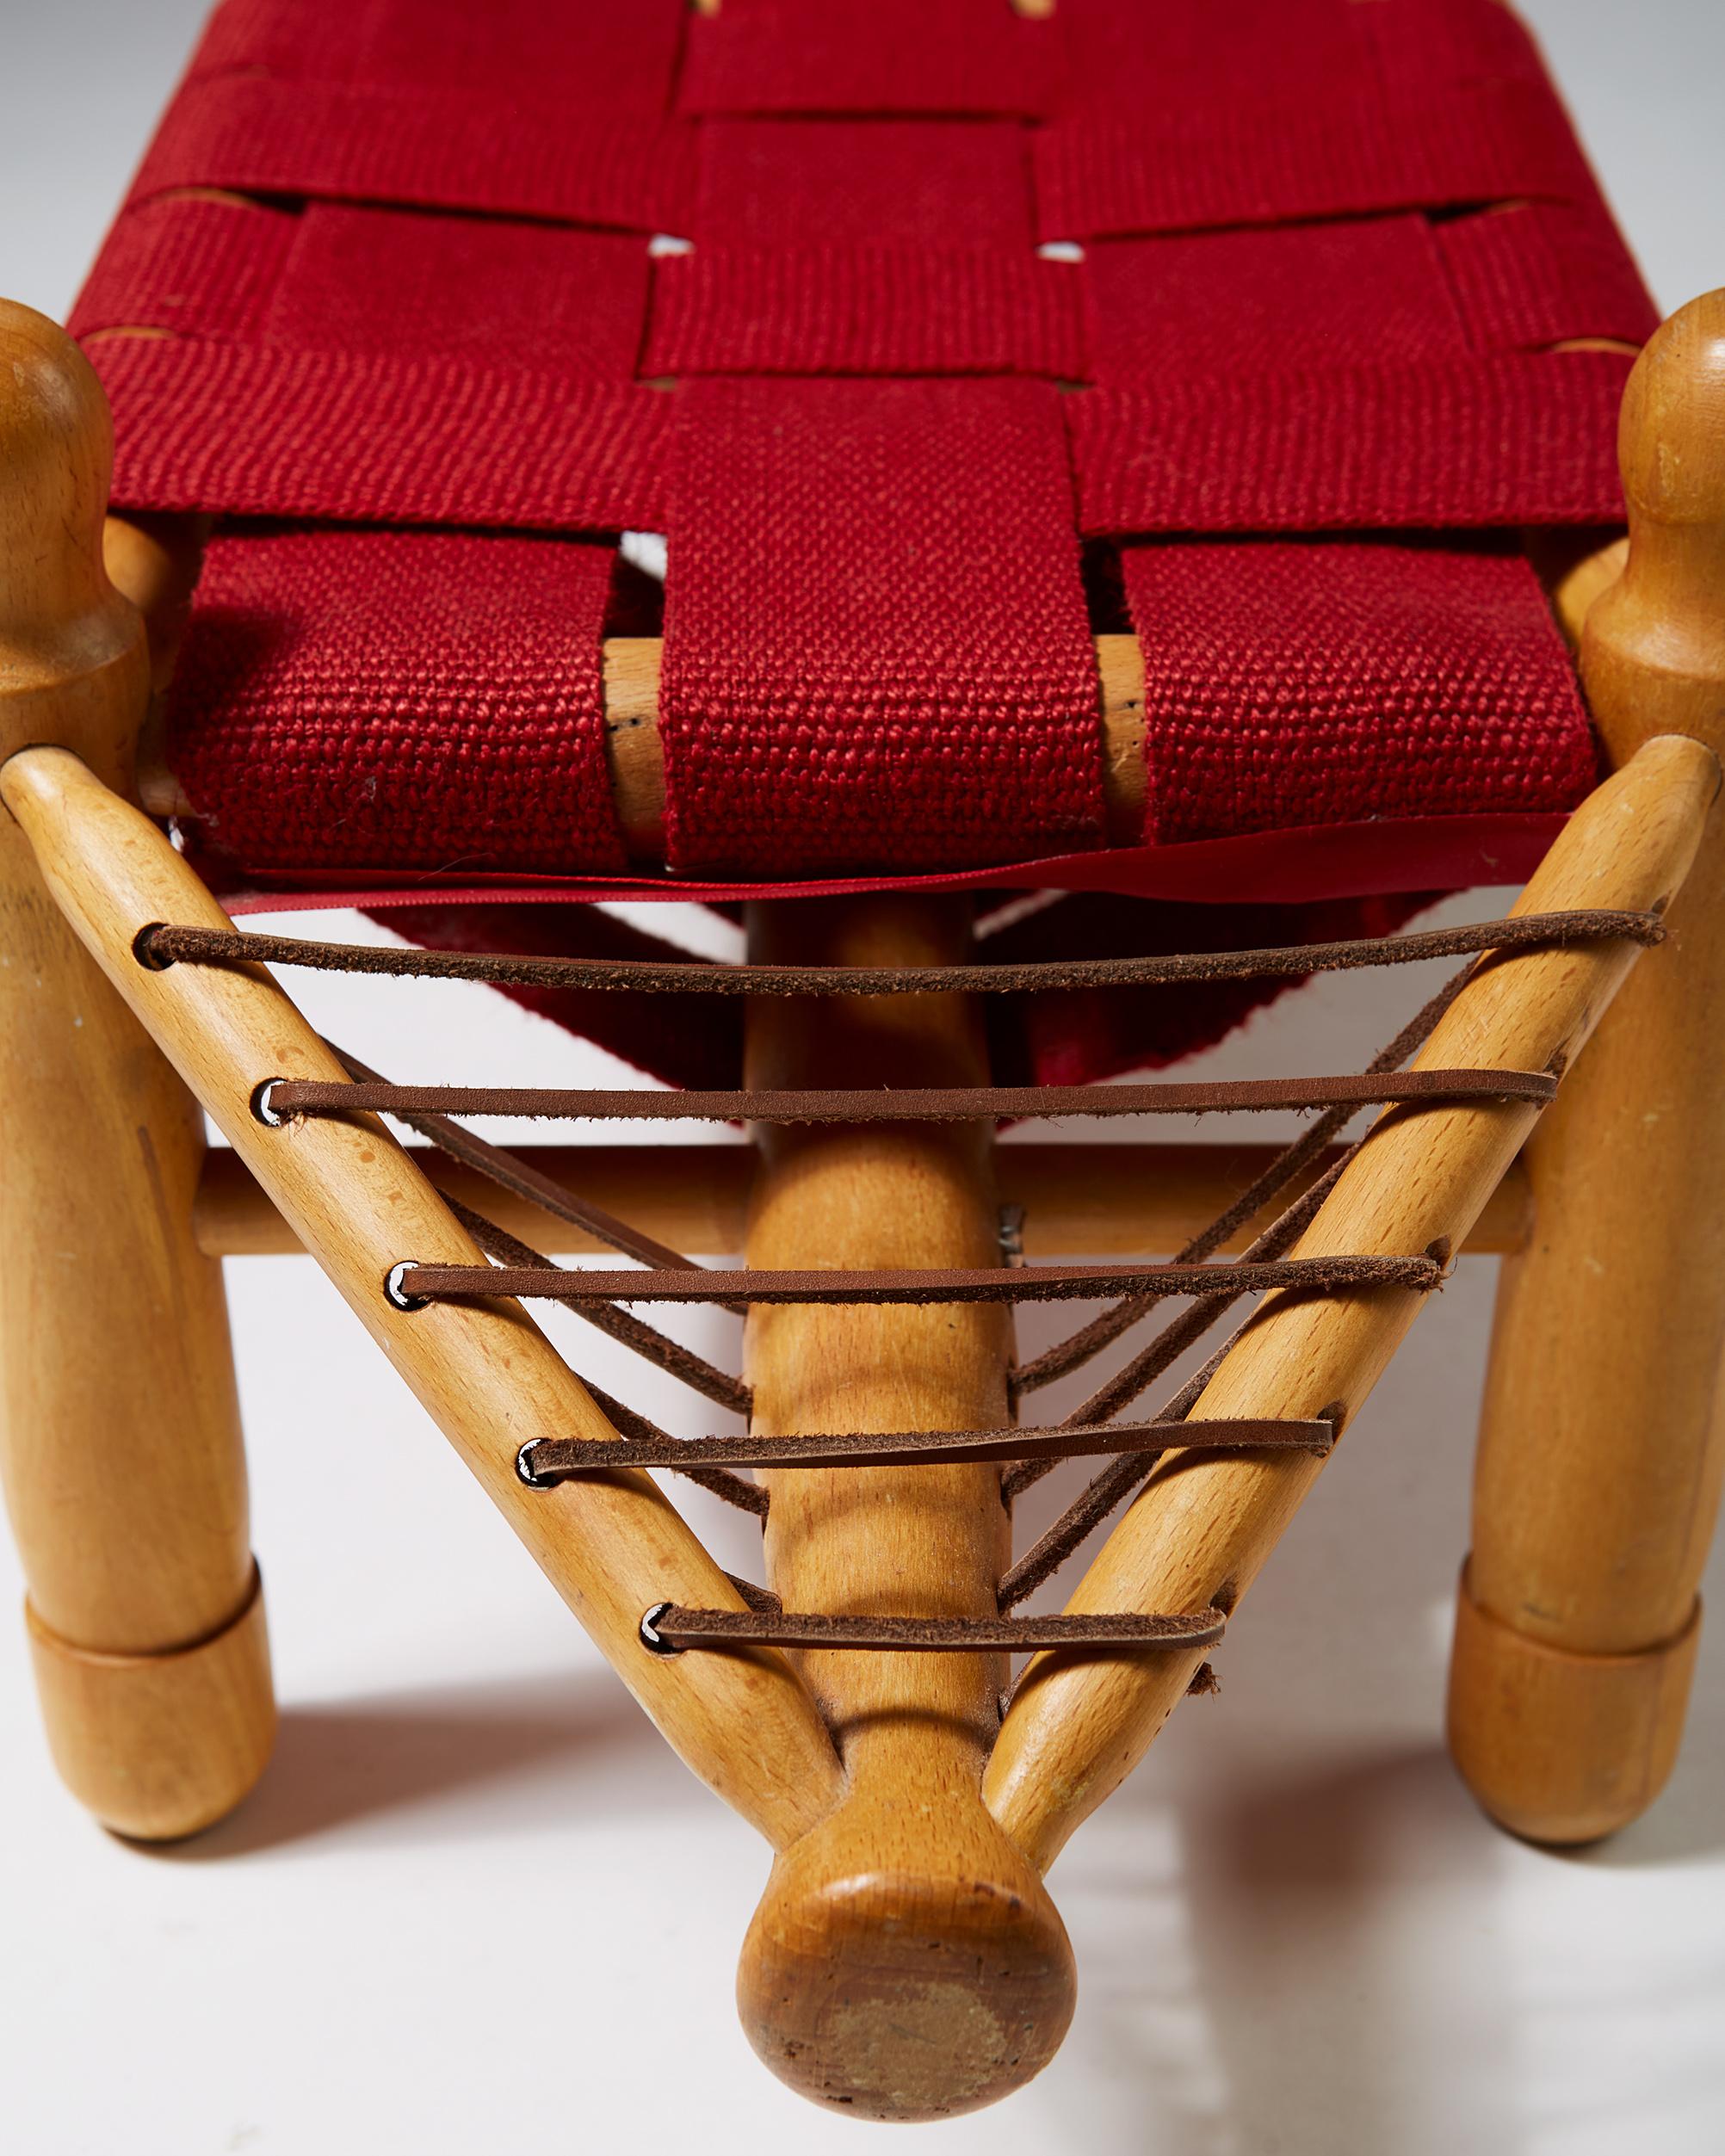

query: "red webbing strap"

left=264, top=207, right=653, bottom=379
left=190, top=0, right=690, bottom=109
left=132, top=75, right=695, bottom=238
left=1084, top=205, right=1656, bottom=383
left=86, top=339, right=671, bottom=532
left=90, top=340, right=1629, bottom=540
left=1069, top=355, right=1633, bottom=534
left=77, top=196, right=655, bottom=382
left=1034, top=77, right=1591, bottom=242
left=643, top=245, right=1085, bottom=380
left=86, top=367, right=1631, bottom=549
left=72, top=196, right=298, bottom=344
left=1120, top=540, right=1599, bottom=848
left=70, top=0, right=1648, bottom=943
left=1052, top=0, right=1546, bottom=114
left=677, top=0, right=1060, bottom=120
left=1434, top=201, right=1660, bottom=354
left=166, top=529, right=628, bottom=876
left=690, top=120, right=1036, bottom=245
left=658, top=377, right=1105, bottom=876
left=1086, top=215, right=1469, bottom=382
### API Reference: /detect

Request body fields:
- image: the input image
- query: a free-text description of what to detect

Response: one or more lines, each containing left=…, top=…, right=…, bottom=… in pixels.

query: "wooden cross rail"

left=188, top=1138, right=1535, bottom=1259
left=131, top=629, right=1152, bottom=853
left=112, top=512, right=1615, bottom=862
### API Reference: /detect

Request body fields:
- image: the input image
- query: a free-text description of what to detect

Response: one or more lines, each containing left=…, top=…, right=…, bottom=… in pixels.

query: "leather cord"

left=140, top=908, right=1662, bottom=998
left=396, top=1250, right=1446, bottom=1308
left=183, top=904, right=1640, bottom=1661
left=265, top=1066, right=1555, bottom=1124
left=644, top=1605, right=1228, bottom=1655
left=518, top=1414, right=1333, bottom=1485
left=1011, top=965, right=1479, bottom=1397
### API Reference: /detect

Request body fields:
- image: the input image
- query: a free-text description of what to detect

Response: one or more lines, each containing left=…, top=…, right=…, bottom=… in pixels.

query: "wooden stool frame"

left=2, top=291, right=1722, bottom=2121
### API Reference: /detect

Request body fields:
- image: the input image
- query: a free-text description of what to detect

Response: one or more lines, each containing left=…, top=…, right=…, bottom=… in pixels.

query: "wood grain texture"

left=735, top=897, right=1073, bottom=2122
left=0, top=300, right=272, bottom=1838
left=27, top=1566, right=275, bottom=1843
left=1450, top=290, right=1725, bottom=1842
left=982, top=733, right=1716, bottom=1871
left=1, top=744, right=844, bottom=1850
left=188, top=1140, right=1534, bottom=1260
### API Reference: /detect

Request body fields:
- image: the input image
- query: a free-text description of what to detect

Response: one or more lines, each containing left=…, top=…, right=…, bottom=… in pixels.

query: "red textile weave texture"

left=1122, top=540, right=1603, bottom=847
left=66, top=0, right=1657, bottom=1081
left=170, top=530, right=628, bottom=875
left=660, top=378, right=1104, bottom=875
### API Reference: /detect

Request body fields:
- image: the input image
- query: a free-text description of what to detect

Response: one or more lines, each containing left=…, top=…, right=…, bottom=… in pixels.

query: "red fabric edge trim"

left=202, top=809, right=1567, bottom=917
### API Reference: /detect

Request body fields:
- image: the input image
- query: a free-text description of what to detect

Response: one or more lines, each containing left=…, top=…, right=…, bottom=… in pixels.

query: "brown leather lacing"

left=139, top=909, right=1661, bottom=997
left=152, top=905, right=1658, bottom=1660
left=1011, top=968, right=1480, bottom=1398
left=518, top=1416, right=1334, bottom=1483
left=640, top=1605, right=1228, bottom=1654
left=991, top=967, right=1487, bottom=1601
left=266, top=1068, right=1555, bottom=1124
left=396, top=1251, right=1445, bottom=1307
left=438, top=1192, right=754, bottom=1430
left=331, top=1045, right=745, bottom=1304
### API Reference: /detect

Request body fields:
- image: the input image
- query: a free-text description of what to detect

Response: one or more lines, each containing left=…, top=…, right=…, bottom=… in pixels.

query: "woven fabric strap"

left=74, top=0, right=1648, bottom=903
left=70, top=0, right=1655, bottom=1090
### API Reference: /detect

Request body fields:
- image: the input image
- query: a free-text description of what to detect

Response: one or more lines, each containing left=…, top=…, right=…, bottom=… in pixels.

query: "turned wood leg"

left=1449, top=293, right=1725, bottom=1844
left=0, top=301, right=273, bottom=1838
left=984, top=738, right=1710, bottom=1869
left=735, top=898, right=1073, bottom=2122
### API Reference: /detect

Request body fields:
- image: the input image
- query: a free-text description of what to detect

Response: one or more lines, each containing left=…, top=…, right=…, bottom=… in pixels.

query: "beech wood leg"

left=735, top=898, right=1073, bottom=2122
left=0, top=300, right=273, bottom=1838
left=3, top=739, right=846, bottom=1848
left=1449, top=293, right=1725, bottom=1844
left=982, top=735, right=1716, bottom=1870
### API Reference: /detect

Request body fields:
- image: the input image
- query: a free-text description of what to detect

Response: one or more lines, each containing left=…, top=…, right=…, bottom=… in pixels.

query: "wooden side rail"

left=0, top=741, right=844, bottom=1850
left=981, top=733, right=1718, bottom=1870
left=189, top=1139, right=1535, bottom=1260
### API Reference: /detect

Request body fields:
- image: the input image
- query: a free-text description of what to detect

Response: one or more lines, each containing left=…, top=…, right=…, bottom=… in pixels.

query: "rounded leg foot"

left=738, top=1785, right=1075, bottom=2122
left=26, top=1564, right=275, bottom=1840
left=1447, top=1563, right=1699, bottom=1846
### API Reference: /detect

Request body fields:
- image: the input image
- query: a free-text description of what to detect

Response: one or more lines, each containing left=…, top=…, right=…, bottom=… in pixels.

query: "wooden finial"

left=1446, top=298, right=1725, bottom=1847
left=1582, top=288, right=1725, bottom=754
left=0, top=300, right=146, bottom=787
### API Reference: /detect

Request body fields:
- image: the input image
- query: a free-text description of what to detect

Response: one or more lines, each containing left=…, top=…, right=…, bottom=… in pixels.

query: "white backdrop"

left=2, top=6, right=1722, bottom=2153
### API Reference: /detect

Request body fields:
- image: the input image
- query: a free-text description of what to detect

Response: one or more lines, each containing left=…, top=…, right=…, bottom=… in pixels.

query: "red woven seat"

left=73, top=0, right=1651, bottom=1080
